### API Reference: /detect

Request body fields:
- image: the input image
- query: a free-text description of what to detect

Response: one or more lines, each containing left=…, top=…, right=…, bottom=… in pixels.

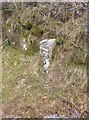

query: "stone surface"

left=44, top=114, right=67, bottom=119
left=40, top=39, right=56, bottom=73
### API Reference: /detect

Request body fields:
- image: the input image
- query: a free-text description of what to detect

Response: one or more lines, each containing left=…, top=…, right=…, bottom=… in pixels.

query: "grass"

left=2, top=5, right=87, bottom=118
left=24, top=41, right=39, bottom=56
left=2, top=45, right=87, bottom=118
left=31, top=26, right=43, bottom=37
left=2, top=45, right=46, bottom=104
left=23, top=20, right=32, bottom=30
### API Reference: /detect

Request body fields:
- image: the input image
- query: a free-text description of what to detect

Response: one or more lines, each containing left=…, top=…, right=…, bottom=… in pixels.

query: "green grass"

left=31, top=26, right=43, bottom=37
left=23, top=20, right=32, bottom=30
left=2, top=14, right=87, bottom=116
left=2, top=43, right=87, bottom=117
left=2, top=45, right=45, bottom=103
left=1, top=3, right=88, bottom=118
left=24, top=41, right=39, bottom=56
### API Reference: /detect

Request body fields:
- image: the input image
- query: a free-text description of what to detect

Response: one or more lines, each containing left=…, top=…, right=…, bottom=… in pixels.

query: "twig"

left=70, top=41, right=88, bottom=54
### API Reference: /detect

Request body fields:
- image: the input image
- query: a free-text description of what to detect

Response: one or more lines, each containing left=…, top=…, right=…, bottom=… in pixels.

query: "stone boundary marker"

left=40, top=39, right=56, bottom=73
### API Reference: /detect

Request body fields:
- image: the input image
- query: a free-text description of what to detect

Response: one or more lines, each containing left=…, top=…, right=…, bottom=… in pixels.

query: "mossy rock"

left=56, top=36, right=63, bottom=45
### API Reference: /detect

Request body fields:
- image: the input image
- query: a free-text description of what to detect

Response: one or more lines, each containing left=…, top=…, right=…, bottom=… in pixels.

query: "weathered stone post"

left=40, top=39, right=56, bottom=73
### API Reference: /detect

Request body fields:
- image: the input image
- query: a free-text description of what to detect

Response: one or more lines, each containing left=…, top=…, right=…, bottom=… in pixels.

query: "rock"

left=43, top=109, right=80, bottom=119
left=44, top=59, right=50, bottom=70
left=44, top=114, right=67, bottom=119
left=40, top=39, right=56, bottom=73
left=71, top=108, right=80, bottom=118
